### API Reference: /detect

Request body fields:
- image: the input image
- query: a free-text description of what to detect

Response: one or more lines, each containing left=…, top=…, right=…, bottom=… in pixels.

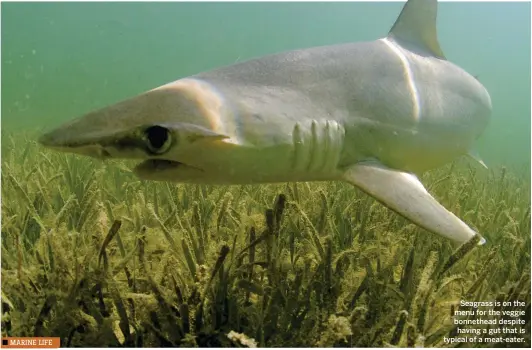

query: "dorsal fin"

left=388, top=0, right=446, bottom=59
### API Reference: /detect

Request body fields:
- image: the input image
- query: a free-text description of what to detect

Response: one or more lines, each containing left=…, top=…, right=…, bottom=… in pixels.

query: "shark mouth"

left=133, top=159, right=205, bottom=174
left=135, top=159, right=186, bottom=172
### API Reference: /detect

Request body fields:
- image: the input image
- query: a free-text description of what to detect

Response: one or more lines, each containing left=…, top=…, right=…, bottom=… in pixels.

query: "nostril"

left=100, top=148, right=111, bottom=159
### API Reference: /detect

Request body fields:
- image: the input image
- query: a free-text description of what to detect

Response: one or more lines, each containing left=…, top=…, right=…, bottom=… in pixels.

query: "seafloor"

left=1, top=132, right=530, bottom=347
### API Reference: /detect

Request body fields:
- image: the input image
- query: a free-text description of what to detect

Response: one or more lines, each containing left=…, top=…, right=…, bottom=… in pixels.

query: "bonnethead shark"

left=39, top=0, right=492, bottom=245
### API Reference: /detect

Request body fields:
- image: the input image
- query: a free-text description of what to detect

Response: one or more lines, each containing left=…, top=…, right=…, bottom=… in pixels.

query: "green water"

left=2, top=1, right=530, bottom=172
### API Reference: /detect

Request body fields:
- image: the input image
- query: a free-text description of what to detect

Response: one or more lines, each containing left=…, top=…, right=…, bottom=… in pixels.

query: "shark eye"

left=144, top=125, right=172, bottom=154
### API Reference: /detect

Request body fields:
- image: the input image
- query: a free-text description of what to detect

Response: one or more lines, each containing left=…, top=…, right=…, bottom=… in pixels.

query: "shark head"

left=39, top=79, right=237, bottom=182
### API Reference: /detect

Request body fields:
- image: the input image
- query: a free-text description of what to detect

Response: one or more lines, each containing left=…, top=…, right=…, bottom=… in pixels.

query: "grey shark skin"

left=39, top=0, right=492, bottom=245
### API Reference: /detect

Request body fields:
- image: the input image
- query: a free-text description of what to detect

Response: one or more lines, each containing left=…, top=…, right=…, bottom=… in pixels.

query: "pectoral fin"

left=343, top=160, right=485, bottom=245
left=467, top=149, right=488, bottom=169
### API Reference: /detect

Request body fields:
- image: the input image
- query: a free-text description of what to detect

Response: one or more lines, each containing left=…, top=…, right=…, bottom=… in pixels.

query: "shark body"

left=39, top=0, right=492, bottom=244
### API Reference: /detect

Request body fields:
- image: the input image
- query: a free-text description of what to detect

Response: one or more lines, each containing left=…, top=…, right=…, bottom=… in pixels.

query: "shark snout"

left=38, top=117, right=105, bottom=150
left=38, top=128, right=112, bottom=159
left=38, top=131, right=55, bottom=147
left=38, top=124, right=84, bottom=151
left=38, top=118, right=80, bottom=148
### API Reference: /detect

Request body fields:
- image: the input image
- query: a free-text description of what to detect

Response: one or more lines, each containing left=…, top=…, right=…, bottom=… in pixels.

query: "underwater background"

left=1, top=1, right=531, bottom=347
